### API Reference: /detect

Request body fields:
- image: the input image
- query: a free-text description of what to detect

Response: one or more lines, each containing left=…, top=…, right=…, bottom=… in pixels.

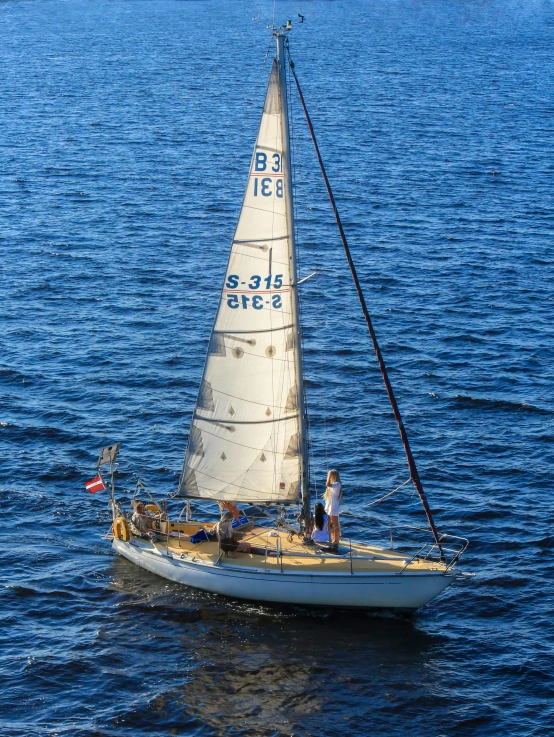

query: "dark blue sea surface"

left=1, top=0, right=553, bottom=735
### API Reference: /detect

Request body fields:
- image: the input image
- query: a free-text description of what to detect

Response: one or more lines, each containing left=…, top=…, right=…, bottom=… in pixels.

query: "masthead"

left=268, top=19, right=293, bottom=36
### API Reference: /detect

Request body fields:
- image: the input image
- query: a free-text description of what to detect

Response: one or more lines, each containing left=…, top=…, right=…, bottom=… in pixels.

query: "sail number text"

left=225, top=274, right=284, bottom=310
left=252, top=151, right=283, bottom=198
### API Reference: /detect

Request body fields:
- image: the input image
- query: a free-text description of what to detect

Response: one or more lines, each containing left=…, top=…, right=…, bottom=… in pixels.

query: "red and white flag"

left=85, top=474, right=105, bottom=494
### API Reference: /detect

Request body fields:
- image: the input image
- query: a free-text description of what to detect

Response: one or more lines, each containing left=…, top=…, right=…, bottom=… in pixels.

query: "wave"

left=1, top=423, right=80, bottom=443
left=452, top=395, right=551, bottom=414
left=5, top=585, right=75, bottom=600
left=0, top=367, right=40, bottom=385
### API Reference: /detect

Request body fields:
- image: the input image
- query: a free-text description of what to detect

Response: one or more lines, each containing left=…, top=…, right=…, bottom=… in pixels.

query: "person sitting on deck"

left=210, top=512, right=250, bottom=556
left=210, top=512, right=268, bottom=557
left=311, top=502, right=330, bottom=544
left=130, top=500, right=158, bottom=541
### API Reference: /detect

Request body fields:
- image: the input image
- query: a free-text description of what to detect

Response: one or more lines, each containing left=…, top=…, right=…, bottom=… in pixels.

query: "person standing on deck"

left=324, top=469, right=343, bottom=550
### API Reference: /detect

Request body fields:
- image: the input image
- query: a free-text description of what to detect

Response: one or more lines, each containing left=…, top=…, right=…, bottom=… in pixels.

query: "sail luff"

left=275, top=33, right=310, bottom=521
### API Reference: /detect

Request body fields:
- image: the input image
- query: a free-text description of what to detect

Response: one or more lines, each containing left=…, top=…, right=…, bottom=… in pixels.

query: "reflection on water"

left=107, top=557, right=446, bottom=736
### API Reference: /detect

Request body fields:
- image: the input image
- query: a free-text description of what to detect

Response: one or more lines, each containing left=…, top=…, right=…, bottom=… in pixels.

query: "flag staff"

left=97, top=443, right=120, bottom=519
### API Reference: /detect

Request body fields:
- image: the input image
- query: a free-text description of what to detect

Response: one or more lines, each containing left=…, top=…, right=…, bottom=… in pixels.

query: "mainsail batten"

left=178, top=55, right=304, bottom=505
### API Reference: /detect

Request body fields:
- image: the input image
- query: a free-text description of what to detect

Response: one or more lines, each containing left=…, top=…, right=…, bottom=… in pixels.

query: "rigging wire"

left=362, top=477, right=412, bottom=508
left=287, top=56, right=445, bottom=558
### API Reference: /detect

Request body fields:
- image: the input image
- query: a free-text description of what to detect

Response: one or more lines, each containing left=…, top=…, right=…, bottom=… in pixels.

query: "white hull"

left=113, top=538, right=457, bottom=610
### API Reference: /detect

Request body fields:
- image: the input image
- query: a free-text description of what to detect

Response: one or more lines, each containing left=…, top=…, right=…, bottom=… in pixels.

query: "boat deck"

left=149, top=522, right=449, bottom=575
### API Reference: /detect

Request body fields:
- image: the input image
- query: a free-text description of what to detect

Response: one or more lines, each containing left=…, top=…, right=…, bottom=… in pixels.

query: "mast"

left=275, top=31, right=310, bottom=526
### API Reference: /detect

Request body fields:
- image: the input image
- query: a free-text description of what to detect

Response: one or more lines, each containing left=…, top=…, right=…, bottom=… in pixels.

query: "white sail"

left=178, top=58, right=303, bottom=504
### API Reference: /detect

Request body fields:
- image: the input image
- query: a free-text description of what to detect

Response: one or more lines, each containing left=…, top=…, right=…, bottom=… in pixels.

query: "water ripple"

left=1, top=0, right=553, bottom=736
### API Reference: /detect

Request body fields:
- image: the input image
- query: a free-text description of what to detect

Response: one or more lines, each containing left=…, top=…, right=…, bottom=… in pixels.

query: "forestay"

left=178, top=59, right=302, bottom=504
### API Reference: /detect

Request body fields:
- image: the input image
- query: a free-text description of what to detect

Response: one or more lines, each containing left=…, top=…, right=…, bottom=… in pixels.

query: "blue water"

left=2, top=0, right=553, bottom=735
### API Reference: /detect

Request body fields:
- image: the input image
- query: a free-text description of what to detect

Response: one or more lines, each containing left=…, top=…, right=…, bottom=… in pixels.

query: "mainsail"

left=178, top=48, right=305, bottom=505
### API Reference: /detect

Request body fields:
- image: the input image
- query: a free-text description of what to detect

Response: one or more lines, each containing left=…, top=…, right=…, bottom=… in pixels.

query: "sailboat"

left=102, top=23, right=469, bottom=610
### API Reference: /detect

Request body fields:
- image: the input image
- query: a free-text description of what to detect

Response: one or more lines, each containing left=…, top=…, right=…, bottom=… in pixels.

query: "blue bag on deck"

left=232, top=516, right=249, bottom=528
left=190, top=529, right=209, bottom=544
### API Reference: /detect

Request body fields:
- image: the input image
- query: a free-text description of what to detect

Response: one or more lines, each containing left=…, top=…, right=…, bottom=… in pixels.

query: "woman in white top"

left=311, top=502, right=330, bottom=543
left=324, top=469, right=342, bottom=548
